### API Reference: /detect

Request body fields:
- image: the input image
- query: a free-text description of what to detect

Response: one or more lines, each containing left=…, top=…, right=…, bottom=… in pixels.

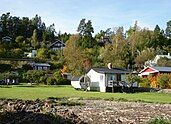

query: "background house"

left=139, top=66, right=171, bottom=77
left=2, top=36, right=12, bottom=43
left=50, top=40, right=65, bottom=51
left=31, top=63, right=50, bottom=70
left=24, top=50, right=37, bottom=58
left=145, top=53, right=171, bottom=66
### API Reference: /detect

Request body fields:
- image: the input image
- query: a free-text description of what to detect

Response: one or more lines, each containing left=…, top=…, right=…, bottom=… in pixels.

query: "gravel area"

left=0, top=99, right=171, bottom=124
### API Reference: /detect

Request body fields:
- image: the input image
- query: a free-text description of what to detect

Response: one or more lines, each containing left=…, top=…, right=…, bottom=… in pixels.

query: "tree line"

left=1, top=12, right=171, bottom=76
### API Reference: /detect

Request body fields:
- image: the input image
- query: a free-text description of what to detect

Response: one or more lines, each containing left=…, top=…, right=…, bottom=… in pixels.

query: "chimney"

left=107, top=63, right=112, bottom=69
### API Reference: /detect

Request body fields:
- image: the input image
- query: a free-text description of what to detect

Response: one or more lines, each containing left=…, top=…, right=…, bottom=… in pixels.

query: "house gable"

left=50, top=40, right=65, bottom=50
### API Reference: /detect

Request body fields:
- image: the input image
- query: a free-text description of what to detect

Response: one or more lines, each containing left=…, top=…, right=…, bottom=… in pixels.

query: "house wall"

left=87, top=69, right=106, bottom=92
left=71, top=81, right=81, bottom=89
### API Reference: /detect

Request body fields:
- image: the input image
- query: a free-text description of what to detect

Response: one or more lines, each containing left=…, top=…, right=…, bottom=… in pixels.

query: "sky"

left=0, top=0, right=171, bottom=34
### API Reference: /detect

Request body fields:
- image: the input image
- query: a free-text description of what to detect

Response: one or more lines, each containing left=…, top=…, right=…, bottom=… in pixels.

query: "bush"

left=0, top=64, right=12, bottom=73
left=139, top=78, right=151, bottom=87
left=22, top=64, right=33, bottom=71
left=39, top=76, right=47, bottom=85
left=56, top=78, right=70, bottom=85
left=23, top=70, right=45, bottom=84
left=157, top=74, right=170, bottom=89
left=46, top=77, right=56, bottom=85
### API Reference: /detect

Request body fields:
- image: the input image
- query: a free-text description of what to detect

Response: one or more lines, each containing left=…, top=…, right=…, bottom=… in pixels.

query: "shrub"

left=56, top=78, right=70, bottom=85
left=139, top=78, right=151, bottom=87
left=23, top=70, right=45, bottom=84
left=46, top=77, right=56, bottom=85
left=126, top=73, right=142, bottom=86
left=22, top=64, right=33, bottom=71
left=157, top=74, right=170, bottom=89
left=39, top=76, right=47, bottom=85
left=0, top=64, right=12, bottom=73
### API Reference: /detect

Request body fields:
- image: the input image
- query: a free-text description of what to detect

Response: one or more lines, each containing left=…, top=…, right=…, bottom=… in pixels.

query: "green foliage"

left=157, top=57, right=171, bottom=67
left=22, top=64, right=33, bottom=71
left=157, top=74, right=170, bottom=89
left=46, top=77, right=56, bottom=85
left=147, top=117, right=171, bottom=124
left=0, top=64, right=12, bottom=72
left=36, top=48, right=49, bottom=60
left=23, top=70, right=45, bottom=84
left=140, top=78, right=151, bottom=87
left=135, top=48, right=156, bottom=67
left=126, top=73, right=141, bottom=85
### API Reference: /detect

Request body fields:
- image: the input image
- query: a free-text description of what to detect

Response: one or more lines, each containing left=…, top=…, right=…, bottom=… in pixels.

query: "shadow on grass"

left=16, top=85, right=71, bottom=88
left=0, top=111, right=77, bottom=124
left=16, top=85, right=36, bottom=88
left=0, top=85, right=12, bottom=88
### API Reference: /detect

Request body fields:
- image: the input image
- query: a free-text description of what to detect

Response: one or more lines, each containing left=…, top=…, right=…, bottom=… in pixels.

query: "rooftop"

left=152, top=66, right=171, bottom=72
left=92, top=67, right=130, bottom=74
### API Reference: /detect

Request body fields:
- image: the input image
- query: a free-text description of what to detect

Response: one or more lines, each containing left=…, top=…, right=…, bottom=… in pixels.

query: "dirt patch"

left=0, top=99, right=171, bottom=124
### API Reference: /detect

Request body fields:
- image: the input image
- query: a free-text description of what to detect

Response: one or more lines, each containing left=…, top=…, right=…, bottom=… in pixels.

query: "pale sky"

left=0, top=0, right=171, bottom=34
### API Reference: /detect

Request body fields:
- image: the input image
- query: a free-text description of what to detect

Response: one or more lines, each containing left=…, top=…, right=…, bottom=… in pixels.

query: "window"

left=100, top=75, right=103, bottom=81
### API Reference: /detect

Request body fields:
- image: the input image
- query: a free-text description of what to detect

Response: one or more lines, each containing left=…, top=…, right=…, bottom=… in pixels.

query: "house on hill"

left=50, top=40, right=65, bottom=51
left=71, top=66, right=138, bottom=92
left=145, top=53, right=171, bottom=66
left=30, top=63, right=50, bottom=70
left=2, top=36, right=12, bottom=43
left=139, top=66, right=171, bottom=77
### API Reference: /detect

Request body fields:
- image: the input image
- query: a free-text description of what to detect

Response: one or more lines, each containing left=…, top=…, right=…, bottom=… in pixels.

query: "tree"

left=15, top=36, right=25, bottom=48
left=64, top=35, right=86, bottom=75
left=157, top=57, right=171, bottom=67
left=31, top=29, right=39, bottom=49
left=100, top=27, right=130, bottom=68
left=36, top=48, right=48, bottom=60
left=77, top=19, right=95, bottom=48
left=135, top=48, right=156, bottom=68
left=166, top=20, right=171, bottom=39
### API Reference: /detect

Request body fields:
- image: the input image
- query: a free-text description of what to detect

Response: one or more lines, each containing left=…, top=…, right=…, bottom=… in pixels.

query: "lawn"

left=0, top=84, right=171, bottom=104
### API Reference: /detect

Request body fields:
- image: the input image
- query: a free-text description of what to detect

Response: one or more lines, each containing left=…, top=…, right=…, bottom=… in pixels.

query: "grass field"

left=0, top=84, right=171, bottom=104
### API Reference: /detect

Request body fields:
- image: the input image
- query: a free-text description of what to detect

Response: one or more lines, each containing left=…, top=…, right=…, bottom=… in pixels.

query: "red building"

left=139, top=66, right=171, bottom=77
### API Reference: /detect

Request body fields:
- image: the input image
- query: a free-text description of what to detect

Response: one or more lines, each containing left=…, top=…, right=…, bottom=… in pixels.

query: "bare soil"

left=0, top=99, right=171, bottom=124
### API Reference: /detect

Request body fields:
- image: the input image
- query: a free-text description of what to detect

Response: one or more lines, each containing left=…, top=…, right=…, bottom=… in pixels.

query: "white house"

left=145, top=53, right=171, bottom=66
left=24, top=50, right=37, bottom=58
left=71, top=76, right=86, bottom=90
left=71, top=67, right=133, bottom=92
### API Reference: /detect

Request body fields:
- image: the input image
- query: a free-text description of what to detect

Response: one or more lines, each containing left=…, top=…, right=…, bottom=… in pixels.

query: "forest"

left=0, top=12, right=171, bottom=76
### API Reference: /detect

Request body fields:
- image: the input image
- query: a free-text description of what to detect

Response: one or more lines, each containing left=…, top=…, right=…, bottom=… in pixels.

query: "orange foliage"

left=60, top=65, right=68, bottom=75
left=148, top=76, right=158, bottom=88
left=147, top=73, right=171, bottom=89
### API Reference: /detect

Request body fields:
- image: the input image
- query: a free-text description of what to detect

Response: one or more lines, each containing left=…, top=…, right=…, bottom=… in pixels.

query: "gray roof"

left=34, top=63, right=50, bottom=67
left=92, top=67, right=130, bottom=74
left=153, top=66, right=171, bottom=72
left=71, top=76, right=81, bottom=81
left=50, top=40, right=65, bottom=48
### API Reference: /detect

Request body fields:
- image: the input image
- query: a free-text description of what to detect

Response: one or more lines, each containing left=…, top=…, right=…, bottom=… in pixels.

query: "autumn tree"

left=31, top=29, right=39, bottom=49
left=64, top=35, right=87, bottom=75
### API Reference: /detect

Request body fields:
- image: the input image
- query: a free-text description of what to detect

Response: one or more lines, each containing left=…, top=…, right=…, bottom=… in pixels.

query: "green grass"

left=147, top=117, right=171, bottom=124
left=0, top=84, right=171, bottom=104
